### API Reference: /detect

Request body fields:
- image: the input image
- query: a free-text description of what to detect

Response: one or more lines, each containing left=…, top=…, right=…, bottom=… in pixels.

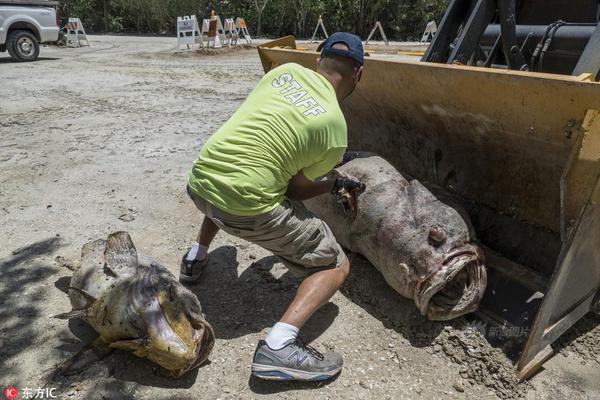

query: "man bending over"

left=181, top=32, right=365, bottom=381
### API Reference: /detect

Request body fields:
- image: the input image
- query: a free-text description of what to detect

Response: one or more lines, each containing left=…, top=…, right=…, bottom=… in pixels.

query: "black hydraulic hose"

left=540, top=21, right=565, bottom=70
left=529, top=20, right=590, bottom=71
left=530, top=22, right=556, bottom=70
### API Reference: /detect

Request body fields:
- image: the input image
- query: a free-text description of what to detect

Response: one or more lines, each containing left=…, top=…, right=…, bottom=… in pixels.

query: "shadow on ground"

left=191, top=245, right=339, bottom=344
left=0, top=56, right=61, bottom=64
left=340, top=253, right=445, bottom=348
left=0, top=236, right=63, bottom=382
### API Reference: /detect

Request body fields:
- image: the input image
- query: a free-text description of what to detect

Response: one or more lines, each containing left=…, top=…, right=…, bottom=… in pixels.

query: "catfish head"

left=55, top=232, right=215, bottom=378
left=108, top=264, right=216, bottom=377
left=404, top=180, right=487, bottom=321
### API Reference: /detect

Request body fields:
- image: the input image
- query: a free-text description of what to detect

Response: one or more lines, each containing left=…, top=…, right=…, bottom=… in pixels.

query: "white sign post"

left=311, top=15, right=328, bottom=42
left=364, top=21, right=389, bottom=45
left=65, top=18, right=89, bottom=48
left=421, top=21, right=437, bottom=42
left=235, top=17, right=252, bottom=44
left=176, top=15, right=202, bottom=52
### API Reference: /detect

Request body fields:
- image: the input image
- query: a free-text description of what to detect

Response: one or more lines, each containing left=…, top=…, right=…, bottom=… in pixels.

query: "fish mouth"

left=416, top=244, right=487, bottom=321
left=162, top=319, right=216, bottom=378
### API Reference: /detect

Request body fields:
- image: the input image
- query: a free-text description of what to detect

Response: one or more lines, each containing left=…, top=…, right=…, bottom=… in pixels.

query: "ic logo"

left=4, top=387, right=18, bottom=400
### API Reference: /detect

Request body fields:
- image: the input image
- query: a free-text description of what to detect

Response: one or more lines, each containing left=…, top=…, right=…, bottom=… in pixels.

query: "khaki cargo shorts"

left=187, top=186, right=345, bottom=278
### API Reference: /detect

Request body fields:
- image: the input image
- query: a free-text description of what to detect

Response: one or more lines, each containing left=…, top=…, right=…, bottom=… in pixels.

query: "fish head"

left=111, top=266, right=215, bottom=378
left=408, top=181, right=487, bottom=321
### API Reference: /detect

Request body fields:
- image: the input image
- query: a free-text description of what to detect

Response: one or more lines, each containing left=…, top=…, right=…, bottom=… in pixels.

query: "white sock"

left=265, top=322, right=299, bottom=350
left=186, top=242, right=207, bottom=261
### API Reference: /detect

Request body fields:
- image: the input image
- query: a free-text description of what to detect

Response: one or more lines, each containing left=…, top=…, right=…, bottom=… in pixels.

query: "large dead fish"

left=305, top=155, right=487, bottom=321
left=55, top=232, right=215, bottom=377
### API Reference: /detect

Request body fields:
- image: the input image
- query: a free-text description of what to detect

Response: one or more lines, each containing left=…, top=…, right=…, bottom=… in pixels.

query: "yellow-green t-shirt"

left=187, top=63, right=347, bottom=216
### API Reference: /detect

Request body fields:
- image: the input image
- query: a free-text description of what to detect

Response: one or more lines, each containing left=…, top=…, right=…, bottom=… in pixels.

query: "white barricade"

left=224, top=18, right=238, bottom=47
left=421, top=21, right=437, bottom=42
left=176, top=15, right=202, bottom=52
left=202, top=14, right=226, bottom=48
left=311, top=15, right=328, bottom=42
left=65, top=18, right=89, bottom=48
left=364, top=21, right=389, bottom=45
left=235, top=17, right=252, bottom=44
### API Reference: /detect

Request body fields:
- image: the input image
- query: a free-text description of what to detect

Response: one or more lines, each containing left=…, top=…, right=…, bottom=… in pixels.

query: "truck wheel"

left=7, top=30, right=40, bottom=62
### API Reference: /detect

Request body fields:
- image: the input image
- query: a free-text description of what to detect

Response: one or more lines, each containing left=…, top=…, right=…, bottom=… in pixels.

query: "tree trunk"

left=103, top=0, right=109, bottom=31
left=257, top=12, right=262, bottom=36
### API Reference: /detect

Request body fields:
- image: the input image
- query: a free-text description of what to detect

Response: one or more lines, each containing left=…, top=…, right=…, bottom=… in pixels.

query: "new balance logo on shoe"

left=287, top=350, right=309, bottom=367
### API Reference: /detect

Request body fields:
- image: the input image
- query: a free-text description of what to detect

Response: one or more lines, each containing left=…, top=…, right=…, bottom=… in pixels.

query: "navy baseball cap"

left=317, top=32, right=364, bottom=66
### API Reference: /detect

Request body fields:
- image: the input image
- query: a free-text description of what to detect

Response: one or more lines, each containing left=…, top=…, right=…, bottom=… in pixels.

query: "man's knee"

left=337, top=254, right=350, bottom=281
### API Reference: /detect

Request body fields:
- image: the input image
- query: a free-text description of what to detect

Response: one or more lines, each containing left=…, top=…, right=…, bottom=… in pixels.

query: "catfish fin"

left=54, top=256, right=79, bottom=271
left=109, top=338, right=148, bottom=357
left=50, top=336, right=113, bottom=379
left=68, top=286, right=97, bottom=303
left=52, top=309, right=89, bottom=320
left=104, top=231, right=138, bottom=278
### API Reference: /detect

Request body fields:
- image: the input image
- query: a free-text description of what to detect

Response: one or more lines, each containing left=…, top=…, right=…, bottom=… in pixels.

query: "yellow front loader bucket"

left=258, top=36, right=600, bottom=379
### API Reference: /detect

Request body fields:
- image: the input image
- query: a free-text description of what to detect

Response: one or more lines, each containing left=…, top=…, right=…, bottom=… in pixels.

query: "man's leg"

left=197, top=216, right=220, bottom=247
left=280, top=255, right=349, bottom=328
left=252, top=257, right=350, bottom=381
left=180, top=216, right=220, bottom=283
left=263, top=255, right=349, bottom=350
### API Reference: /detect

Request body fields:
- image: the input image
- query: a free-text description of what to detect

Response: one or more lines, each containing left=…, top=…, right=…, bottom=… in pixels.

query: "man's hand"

left=331, top=176, right=366, bottom=195
left=331, top=176, right=366, bottom=219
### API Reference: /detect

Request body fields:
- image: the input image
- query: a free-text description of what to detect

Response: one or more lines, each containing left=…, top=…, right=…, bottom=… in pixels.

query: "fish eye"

left=428, top=226, right=447, bottom=246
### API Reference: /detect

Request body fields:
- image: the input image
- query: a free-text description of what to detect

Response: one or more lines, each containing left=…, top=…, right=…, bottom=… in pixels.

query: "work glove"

left=331, top=176, right=366, bottom=219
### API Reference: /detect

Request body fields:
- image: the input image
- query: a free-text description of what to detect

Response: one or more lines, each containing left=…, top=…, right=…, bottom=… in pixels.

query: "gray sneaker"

left=179, top=249, right=208, bottom=284
left=252, top=340, right=343, bottom=381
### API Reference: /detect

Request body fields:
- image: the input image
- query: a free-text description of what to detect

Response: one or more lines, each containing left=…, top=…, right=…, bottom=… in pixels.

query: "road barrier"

left=176, top=15, right=202, bottom=52
left=421, top=21, right=437, bottom=42
left=236, top=17, right=252, bottom=44
left=65, top=18, right=89, bottom=48
left=203, top=13, right=227, bottom=48
left=365, top=21, right=389, bottom=45
left=311, top=15, right=328, bottom=42
left=224, top=18, right=239, bottom=47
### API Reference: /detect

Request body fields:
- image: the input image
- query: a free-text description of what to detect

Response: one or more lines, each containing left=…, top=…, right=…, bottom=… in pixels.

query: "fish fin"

left=54, top=256, right=79, bottom=271
left=49, top=336, right=113, bottom=380
left=109, top=338, right=148, bottom=357
left=68, top=286, right=97, bottom=303
left=52, top=309, right=89, bottom=320
left=104, top=231, right=138, bottom=277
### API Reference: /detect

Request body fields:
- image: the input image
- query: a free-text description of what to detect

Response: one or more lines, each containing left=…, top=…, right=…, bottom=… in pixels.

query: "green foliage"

left=58, top=0, right=448, bottom=40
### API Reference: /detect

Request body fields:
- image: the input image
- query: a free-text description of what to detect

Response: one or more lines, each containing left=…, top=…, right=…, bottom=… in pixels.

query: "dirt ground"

left=1, top=35, right=598, bottom=400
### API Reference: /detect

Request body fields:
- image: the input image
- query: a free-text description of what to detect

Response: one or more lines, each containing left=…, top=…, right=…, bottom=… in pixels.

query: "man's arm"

left=286, top=171, right=365, bottom=202
left=286, top=171, right=335, bottom=201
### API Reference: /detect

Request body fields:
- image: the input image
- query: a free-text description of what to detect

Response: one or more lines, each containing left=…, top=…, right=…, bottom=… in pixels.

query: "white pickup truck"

left=0, top=0, right=59, bottom=61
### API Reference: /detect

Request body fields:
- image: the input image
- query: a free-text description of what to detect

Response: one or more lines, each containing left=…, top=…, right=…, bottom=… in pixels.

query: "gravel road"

left=1, top=35, right=598, bottom=400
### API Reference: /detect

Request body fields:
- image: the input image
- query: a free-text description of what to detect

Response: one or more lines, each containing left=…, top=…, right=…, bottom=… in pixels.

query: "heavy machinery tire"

left=7, top=30, right=40, bottom=62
